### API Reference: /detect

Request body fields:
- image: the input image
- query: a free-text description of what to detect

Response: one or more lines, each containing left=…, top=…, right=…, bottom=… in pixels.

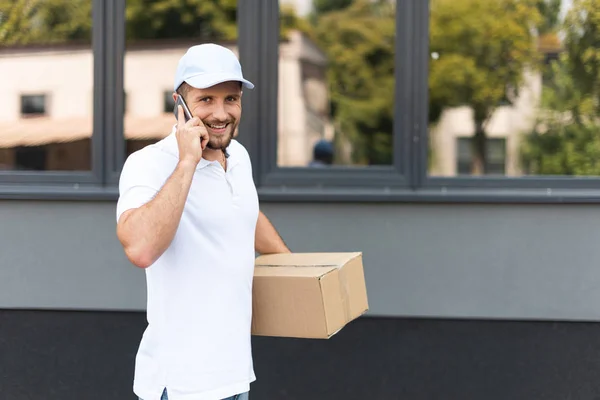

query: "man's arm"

left=255, top=210, right=291, bottom=255
left=116, top=105, right=208, bottom=268
left=117, top=160, right=196, bottom=268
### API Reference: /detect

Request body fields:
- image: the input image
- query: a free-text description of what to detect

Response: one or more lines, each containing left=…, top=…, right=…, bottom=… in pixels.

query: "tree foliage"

left=0, top=0, right=91, bottom=45
left=429, top=0, right=542, bottom=174
left=310, top=0, right=395, bottom=165
left=0, top=0, right=243, bottom=45
left=280, top=3, right=313, bottom=40
left=0, top=0, right=311, bottom=45
left=520, top=0, right=600, bottom=175
left=125, top=0, right=237, bottom=42
left=562, top=0, right=600, bottom=108
left=313, top=0, right=353, bottom=15
left=534, top=0, right=562, bottom=34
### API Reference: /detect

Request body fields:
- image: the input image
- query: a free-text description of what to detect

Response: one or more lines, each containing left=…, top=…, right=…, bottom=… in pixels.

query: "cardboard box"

left=251, top=252, right=368, bottom=339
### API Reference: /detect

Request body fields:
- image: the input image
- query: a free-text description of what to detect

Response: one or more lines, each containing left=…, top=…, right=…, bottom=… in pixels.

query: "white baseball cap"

left=173, top=43, right=255, bottom=92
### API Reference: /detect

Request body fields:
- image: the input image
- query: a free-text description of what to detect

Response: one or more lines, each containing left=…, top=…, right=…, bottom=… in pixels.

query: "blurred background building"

left=0, top=30, right=332, bottom=169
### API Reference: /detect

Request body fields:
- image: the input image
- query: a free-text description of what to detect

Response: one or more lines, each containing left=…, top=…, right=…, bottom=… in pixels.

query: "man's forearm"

left=255, top=211, right=291, bottom=255
left=117, top=160, right=196, bottom=268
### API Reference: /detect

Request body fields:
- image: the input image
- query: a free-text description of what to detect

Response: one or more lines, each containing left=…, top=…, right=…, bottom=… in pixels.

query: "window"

left=163, top=90, right=175, bottom=114
left=426, top=0, right=600, bottom=189
left=120, top=0, right=239, bottom=161
left=0, top=0, right=98, bottom=175
left=234, top=0, right=600, bottom=201
left=237, top=0, right=409, bottom=192
left=277, top=1, right=395, bottom=168
left=456, top=137, right=506, bottom=176
left=20, top=95, right=47, bottom=116
left=427, top=0, right=539, bottom=179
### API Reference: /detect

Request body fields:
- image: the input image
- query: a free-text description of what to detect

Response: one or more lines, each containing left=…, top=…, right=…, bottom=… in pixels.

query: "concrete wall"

left=3, top=200, right=600, bottom=322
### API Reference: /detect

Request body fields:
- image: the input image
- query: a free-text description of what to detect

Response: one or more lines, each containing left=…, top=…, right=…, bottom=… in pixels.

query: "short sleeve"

left=116, top=150, right=161, bottom=222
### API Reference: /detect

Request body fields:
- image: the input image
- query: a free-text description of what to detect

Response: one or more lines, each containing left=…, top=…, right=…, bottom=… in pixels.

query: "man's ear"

left=172, top=92, right=177, bottom=102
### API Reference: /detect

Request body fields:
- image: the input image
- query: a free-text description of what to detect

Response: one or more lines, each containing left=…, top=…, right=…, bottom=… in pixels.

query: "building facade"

left=3, top=1, right=600, bottom=399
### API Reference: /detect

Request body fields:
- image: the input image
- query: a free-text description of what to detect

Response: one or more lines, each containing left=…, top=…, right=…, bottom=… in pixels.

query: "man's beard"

left=206, top=138, right=231, bottom=151
left=203, top=119, right=237, bottom=151
left=206, top=125, right=235, bottom=151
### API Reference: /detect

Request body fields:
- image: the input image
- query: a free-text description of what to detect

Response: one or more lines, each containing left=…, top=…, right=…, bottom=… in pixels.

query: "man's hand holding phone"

left=175, top=104, right=209, bottom=166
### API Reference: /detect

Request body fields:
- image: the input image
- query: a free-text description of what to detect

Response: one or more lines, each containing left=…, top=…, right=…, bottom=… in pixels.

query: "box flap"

left=255, top=252, right=362, bottom=268
left=254, top=265, right=338, bottom=278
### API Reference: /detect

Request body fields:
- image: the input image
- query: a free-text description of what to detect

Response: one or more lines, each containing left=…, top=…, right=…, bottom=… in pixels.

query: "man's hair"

left=176, top=81, right=243, bottom=101
left=177, top=82, right=192, bottom=100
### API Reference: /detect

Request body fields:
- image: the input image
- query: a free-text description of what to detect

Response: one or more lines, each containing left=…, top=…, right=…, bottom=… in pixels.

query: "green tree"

left=429, top=0, right=542, bottom=174
left=313, top=0, right=353, bottom=15
left=310, top=0, right=395, bottom=165
left=0, top=0, right=92, bottom=45
left=307, top=0, right=354, bottom=24
left=1, top=0, right=306, bottom=44
left=280, top=3, right=313, bottom=40
left=125, top=0, right=237, bottom=42
left=520, top=0, right=600, bottom=175
left=562, top=0, right=600, bottom=112
left=535, top=0, right=562, bottom=34
left=0, top=0, right=239, bottom=45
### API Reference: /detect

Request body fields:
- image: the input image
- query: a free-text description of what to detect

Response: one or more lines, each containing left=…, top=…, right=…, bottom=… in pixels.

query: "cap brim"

left=184, top=72, right=254, bottom=90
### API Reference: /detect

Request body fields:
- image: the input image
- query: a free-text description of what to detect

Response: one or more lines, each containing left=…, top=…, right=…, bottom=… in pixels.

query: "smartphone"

left=173, top=94, right=192, bottom=122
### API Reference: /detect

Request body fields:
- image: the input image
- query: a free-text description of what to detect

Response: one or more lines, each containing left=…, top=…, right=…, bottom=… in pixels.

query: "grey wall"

left=2, top=200, right=600, bottom=321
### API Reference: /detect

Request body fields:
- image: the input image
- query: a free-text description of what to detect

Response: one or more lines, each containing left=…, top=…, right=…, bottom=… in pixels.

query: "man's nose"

left=212, top=103, right=228, bottom=121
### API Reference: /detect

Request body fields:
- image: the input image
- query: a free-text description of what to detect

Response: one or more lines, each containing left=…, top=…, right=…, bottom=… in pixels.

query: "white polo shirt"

left=116, top=129, right=259, bottom=400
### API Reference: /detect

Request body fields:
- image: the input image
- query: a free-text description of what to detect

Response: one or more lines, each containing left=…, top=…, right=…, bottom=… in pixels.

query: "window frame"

left=105, top=0, right=126, bottom=186
left=415, top=0, right=600, bottom=194
left=238, top=0, right=600, bottom=203
left=0, top=0, right=106, bottom=190
left=237, top=0, right=413, bottom=197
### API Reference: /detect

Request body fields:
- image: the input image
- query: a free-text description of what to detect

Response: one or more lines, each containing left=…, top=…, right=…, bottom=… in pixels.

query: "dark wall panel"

left=3, top=310, right=600, bottom=400
left=0, top=310, right=145, bottom=399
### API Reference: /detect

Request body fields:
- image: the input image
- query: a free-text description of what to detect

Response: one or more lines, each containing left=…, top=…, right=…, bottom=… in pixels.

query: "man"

left=116, top=43, right=290, bottom=400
